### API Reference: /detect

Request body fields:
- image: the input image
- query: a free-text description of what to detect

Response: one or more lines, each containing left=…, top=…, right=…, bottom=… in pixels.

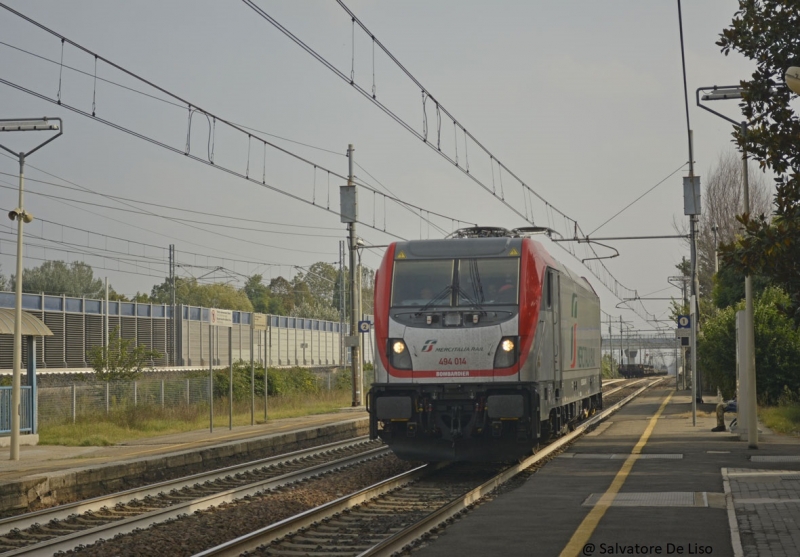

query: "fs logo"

left=421, top=339, right=437, bottom=352
left=570, top=293, right=579, bottom=369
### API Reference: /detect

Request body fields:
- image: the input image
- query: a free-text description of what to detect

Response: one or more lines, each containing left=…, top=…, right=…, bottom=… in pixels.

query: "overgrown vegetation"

left=38, top=389, right=353, bottom=446
left=38, top=362, right=366, bottom=446
left=699, top=287, right=800, bottom=404
left=87, top=327, right=162, bottom=380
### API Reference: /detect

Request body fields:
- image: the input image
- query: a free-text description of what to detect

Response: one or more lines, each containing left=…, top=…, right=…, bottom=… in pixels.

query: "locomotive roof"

left=392, top=237, right=522, bottom=259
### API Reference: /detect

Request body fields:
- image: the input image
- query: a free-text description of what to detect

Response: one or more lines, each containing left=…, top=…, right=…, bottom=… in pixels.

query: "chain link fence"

left=38, top=377, right=211, bottom=426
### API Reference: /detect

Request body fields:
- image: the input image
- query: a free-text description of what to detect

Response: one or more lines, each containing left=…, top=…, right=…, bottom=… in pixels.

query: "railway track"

left=0, top=377, right=658, bottom=555
left=0, top=437, right=387, bottom=556
left=194, top=377, right=665, bottom=557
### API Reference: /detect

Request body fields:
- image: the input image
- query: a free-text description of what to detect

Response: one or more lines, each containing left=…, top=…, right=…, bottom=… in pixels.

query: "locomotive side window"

left=391, top=259, right=455, bottom=307
left=546, top=270, right=553, bottom=308
left=457, top=258, right=519, bottom=306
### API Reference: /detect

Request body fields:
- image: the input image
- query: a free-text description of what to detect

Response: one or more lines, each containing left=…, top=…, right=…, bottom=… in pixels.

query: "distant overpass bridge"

left=602, top=335, right=681, bottom=351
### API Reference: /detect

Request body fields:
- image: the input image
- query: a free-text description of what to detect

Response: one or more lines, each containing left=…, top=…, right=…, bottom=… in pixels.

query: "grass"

left=39, top=390, right=354, bottom=446
left=758, top=405, right=800, bottom=436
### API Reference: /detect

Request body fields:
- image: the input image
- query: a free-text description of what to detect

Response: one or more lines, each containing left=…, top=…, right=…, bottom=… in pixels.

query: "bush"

left=699, top=286, right=800, bottom=404
left=209, top=361, right=321, bottom=400
left=334, top=363, right=375, bottom=391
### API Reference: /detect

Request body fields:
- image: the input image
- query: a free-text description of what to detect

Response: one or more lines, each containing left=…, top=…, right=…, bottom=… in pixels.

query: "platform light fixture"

left=785, top=67, right=800, bottom=95
left=0, top=117, right=63, bottom=461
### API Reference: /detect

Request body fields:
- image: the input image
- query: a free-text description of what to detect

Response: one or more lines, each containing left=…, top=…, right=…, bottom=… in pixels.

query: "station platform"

left=416, top=386, right=800, bottom=557
left=0, top=409, right=368, bottom=515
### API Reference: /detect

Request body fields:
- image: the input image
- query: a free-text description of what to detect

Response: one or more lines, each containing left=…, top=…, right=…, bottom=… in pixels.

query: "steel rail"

left=196, top=378, right=663, bottom=557
left=192, top=463, right=438, bottom=557
left=1, top=438, right=385, bottom=555
left=358, top=378, right=665, bottom=556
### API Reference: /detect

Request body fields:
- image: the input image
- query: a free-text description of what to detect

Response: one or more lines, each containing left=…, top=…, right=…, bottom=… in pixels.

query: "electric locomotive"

left=368, top=227, right=602, bottom=461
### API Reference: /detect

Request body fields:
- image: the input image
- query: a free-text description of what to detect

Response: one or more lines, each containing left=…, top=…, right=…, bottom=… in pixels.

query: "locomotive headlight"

left=494, top=336, right=519, bottom=369
left=388, top=338, right=412, bottom=370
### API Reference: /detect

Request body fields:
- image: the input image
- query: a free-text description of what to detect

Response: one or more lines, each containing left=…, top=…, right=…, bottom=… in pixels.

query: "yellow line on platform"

left=559, top=390, right=674, bottom=557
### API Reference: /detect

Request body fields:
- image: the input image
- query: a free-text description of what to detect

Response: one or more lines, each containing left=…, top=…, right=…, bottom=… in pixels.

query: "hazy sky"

left=0, top=1, right=768, bottom=336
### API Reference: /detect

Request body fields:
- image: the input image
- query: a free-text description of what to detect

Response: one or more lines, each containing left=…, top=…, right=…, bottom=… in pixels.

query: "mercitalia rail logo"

left=421, top=339, right=437, bottom=352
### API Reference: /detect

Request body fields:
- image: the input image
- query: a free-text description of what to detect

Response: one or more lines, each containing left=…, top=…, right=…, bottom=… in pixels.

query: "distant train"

left=617, top=363, right=668, bottom=379
left=367, top=227, right=602, bottom=461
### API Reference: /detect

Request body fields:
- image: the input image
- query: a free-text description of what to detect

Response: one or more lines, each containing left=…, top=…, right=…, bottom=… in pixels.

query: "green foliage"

left=712, top=263, right=771, bottom=309
left=87, top=327, right=163, bottom=380
left=243, top=274, right=270, bottom=313
left=210, top=361, right=327, bottom=400
left=717, top=3, right=800, bottom=321
left=601, top=353, right=617, bottom=379
left=699, top=286, right=800, bottom=403
left=14, top=260, right=105, bottom=298
left=334, top=362, right=375, bottom=391
left=149, top=277, right=253, bottom=311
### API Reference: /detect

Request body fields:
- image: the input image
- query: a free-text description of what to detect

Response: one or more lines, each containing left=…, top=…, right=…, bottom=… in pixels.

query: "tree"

left=243, top=274, right=270, bottom=313
left=296, top=262, right=338, bottom=306
left=712, top=262, right=770, bottom=310
left=699, top=286, right=800, bottom=403
left=13, top=261, right=105, bottom=298
left=131, top=292, right=150, bottom=303
left=149, top=276, right=252, bottom=311
left=268, top=276, right=294, bottom=314
left=87, top=326, right=163, bottom=380
left=696, top=151, right=771, bottom=298
left=190, top=282, right=253, bottom=311
left=150, top=276, right=191, bottom=305
left=717, top=2, right=800, bottom=321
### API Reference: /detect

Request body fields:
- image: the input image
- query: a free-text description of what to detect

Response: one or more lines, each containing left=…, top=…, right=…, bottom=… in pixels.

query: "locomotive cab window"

left=457, top=258, right=519, bottom=306
left=546, top=270, right=553, bottom=308
left=391, top=259, right=455, bottom=307
left=391, top=257, right=520, bottom=308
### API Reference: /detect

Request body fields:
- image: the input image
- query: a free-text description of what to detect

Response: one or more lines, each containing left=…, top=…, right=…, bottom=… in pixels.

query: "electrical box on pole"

left=683, top=176, right=701, bottom=216
left=340, top=185, right=357, bottom=223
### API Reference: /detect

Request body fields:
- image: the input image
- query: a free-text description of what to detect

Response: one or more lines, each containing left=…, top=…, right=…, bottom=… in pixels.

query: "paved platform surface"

left=0, top=408, right=368, bottom=483
left=415, top=387, right=800, bottom=557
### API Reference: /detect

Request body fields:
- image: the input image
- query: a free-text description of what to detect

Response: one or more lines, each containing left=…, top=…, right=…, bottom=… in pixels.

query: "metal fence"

left=35, top=371, right=351, bottom=426
left=0, top=386, right=32, bottom=433
left=38, top=377, right=211, bottom=425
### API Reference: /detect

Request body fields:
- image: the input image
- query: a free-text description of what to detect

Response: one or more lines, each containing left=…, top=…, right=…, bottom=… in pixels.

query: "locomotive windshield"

left=391, top=257, right=519, bottom=307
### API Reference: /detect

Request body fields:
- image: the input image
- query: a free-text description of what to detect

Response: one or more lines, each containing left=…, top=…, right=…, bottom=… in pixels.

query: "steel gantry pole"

left=0, top=118, right=62, bottom=461
left=341, top=144, right=363, bottom=407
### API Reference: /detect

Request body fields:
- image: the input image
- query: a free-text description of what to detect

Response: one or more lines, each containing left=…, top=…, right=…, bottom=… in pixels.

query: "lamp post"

left=0, top=118, right=63, bottom=461
left=697, top=86, right=758, bottom=449
left=711, top=224, right=719, bottom=274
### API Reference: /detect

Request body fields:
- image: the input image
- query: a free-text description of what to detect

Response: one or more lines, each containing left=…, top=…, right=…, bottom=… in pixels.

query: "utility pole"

left=682, top=130, right=701, bottom=425
left=741, top=123, right=758, bottom=449
left=169, top=244, right=176, bottom=365
left=340, top=144, right=362, bottom=407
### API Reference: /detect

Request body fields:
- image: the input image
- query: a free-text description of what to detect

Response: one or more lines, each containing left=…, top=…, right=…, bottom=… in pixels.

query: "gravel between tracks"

left=58, top=455, right=417, bottom=557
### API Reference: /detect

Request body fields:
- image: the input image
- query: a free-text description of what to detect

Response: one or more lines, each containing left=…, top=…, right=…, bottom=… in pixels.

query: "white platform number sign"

left=677, top=315, right=690, bottom=329
left=358, top=320, right=371, bottom=333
